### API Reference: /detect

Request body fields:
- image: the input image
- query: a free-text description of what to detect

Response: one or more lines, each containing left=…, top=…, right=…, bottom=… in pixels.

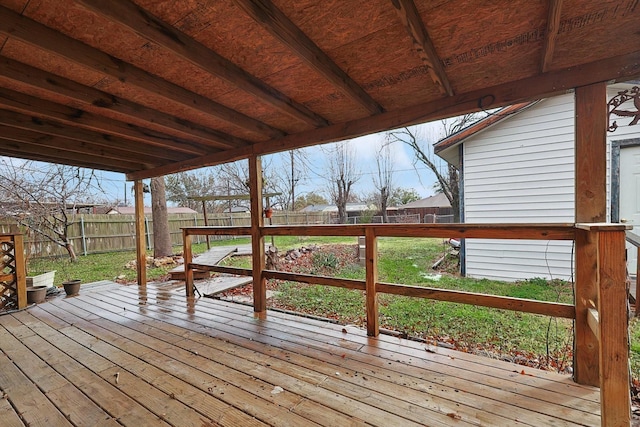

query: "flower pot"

left=26, top=286, right=47, bottom=304
left=62, top=280, right=82, bottom=296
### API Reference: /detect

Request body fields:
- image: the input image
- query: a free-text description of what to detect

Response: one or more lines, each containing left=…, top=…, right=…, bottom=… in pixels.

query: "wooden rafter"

left=0, top=57, right=249, bottom=150
left=126, top=49, right=640, bottom=180
left=0, top=6, right=286, bottom=139
left=0, top=105, right=204, bottom=157
left=391, top=0, right=454, bottom=96
left=0, top=122, right=168, bottom=167
left=541, top=0, right=563, bottom=72
left=233, top=0, right=384, bottom=115
left=0, top=138, right=149, bottom=172
left=77, top=0, right=329, bottom=128
left=0, top=86, right=211, bottom=157
left=0, top=108, right=192, bottom=162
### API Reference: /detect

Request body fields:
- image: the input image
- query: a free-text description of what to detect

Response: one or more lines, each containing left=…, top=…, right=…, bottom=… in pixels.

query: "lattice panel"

left=0, top=238, right=18, bottom=310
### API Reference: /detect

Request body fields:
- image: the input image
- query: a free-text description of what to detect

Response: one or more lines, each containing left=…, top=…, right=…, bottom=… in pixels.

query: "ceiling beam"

left=0, top=58, right=249, bottom=150
left=0, top=123, right=160, bottom=168
left=77, top=0, right=328, bottom=128
left=0, top=134, right=151, bottom=172
left=234, top=0, right=384, bottom=115
left=0, top=86, right=212, bottom=157
left=390, top=0, right=453, bottom=96
left=0, top=5, right=286, bottom=139
left=126, top=49, right=640, bottom=180
left=0, top=108, right=193, bottom=162
left=541, top=0, right=563, bottom=72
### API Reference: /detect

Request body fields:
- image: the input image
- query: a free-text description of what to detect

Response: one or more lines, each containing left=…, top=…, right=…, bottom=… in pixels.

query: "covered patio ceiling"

left=0, top=0, right=637, bottom=180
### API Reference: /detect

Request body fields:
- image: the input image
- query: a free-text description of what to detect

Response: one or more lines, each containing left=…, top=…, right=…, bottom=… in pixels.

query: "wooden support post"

left=134, top=180, right=147, bottom=287
left=597, top=229, right=631, bottom=426
left=574, top=82, right=606, bottom=386
left=365, top=227, right=379, bottom=336
left=183, top=230, right=194, bottom=297
left=14, top=234, right=26, bottom=309
left=249, top=155, right=266, bottom=314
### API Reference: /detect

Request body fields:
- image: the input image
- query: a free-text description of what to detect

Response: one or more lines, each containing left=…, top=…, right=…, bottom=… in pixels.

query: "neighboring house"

left=434, top=83, right=640, bottom=282
left=107, top=206, right=198, bottom=215
left=398, top=193, right=453, bottom=223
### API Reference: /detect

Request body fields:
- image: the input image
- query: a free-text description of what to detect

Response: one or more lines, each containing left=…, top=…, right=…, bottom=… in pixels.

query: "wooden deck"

left=0, top=281, right=601, bottom=426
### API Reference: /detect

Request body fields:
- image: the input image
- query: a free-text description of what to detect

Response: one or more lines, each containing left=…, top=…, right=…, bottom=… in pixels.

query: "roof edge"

left=433, top=101, right=540, bottom=154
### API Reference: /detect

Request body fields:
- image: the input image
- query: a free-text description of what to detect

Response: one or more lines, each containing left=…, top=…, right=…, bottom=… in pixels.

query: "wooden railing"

left=0, top=234, right=27, bottom=310
left=182, top=222, right=631, bottom=426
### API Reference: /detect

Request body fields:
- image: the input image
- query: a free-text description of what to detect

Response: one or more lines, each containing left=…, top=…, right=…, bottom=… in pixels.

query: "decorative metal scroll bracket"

left=607, top=86, right=639, bottom=132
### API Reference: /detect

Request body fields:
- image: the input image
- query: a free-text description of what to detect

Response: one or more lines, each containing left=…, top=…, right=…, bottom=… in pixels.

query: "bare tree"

left=0, top=160, right=104, bottom=262
left=150, top=177, right=172, bottom=257
left=388, top=114, right=483, bottom=222
left=373, top=137, right=395, bottom=223
left=266, top=150, right=311, bottom=211
left=165, top=170, right=219, bottom=212
left=218, top=159, right=281, bottom=210
left=324, top=141, right=360, bottom=224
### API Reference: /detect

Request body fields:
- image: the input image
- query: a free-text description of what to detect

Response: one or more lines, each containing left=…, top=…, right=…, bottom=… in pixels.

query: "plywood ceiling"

left=0, top=0, right=637, bottom=179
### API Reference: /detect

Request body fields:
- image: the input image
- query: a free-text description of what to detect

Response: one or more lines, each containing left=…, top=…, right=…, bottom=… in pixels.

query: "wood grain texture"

left=249, top=155, right=266, bottom=313
left=77, top=0, right=328, bottom=128
left=0, top=5, right=284, bottom=139
left=13, top=234, right=26, bottom=310
left=263, top=270, right=365, bottom=290
left=0, top=57, right=248, bottom=150
left=574, top=229, right=599, bottom=386
left=390, top=0, right=453, bottom=96
left=0, top=281, right=603, bottom=426
left=597, top=230, right=631, bottom=426
left=365, top=228, right=379, bottom=336
left=377, top=283, right=575, bottom=318
left=575, top=83, right=607, bottom=223
left=134, top=180, right=147, bottom=287
left=183, top=231, right=194, bottom=297
left=541, top=0, right=563, bottom=72
left=234, top=0, right=384, bottom=115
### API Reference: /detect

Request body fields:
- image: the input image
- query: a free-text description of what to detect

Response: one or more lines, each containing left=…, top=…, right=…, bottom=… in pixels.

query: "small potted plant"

left=62, top=279, right=82, bottom=296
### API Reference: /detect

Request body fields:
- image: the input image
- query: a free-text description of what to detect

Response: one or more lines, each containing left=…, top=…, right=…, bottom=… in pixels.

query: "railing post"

left=597, top=228, right=631, bottom=426
left=249, top=155, right=266, bottom=314
left=183, top=229, right=194, bottom=297
left=574, top=228, right=600, bottom=386
left=365, top=227, right=379, bottom=336
left=134, top=180, right=147, bottom=286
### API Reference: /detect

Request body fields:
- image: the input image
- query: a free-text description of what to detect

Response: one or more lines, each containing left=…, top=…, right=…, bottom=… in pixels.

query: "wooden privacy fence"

left=182, top=222, right=631, bottom=425
left=0, top=212, right=329, bottom=258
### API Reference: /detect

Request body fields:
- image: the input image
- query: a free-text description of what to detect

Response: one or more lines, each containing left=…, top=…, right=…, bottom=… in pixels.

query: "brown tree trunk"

left=151, top=177, right=173, bottom=258
left=64, top=241, right=77, bottom=263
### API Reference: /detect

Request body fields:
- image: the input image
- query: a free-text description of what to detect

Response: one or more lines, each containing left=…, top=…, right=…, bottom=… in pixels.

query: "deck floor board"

left=0, top=281, right=602, bottom=426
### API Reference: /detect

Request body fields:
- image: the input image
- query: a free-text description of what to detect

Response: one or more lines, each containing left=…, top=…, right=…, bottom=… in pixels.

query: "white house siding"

left=463, top=94, right=576, bottom=281
left=462, top=86, right=638, bottom=282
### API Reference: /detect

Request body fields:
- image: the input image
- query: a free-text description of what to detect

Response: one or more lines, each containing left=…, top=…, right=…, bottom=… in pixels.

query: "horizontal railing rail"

left=183, top=223, right=578, bottom=321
